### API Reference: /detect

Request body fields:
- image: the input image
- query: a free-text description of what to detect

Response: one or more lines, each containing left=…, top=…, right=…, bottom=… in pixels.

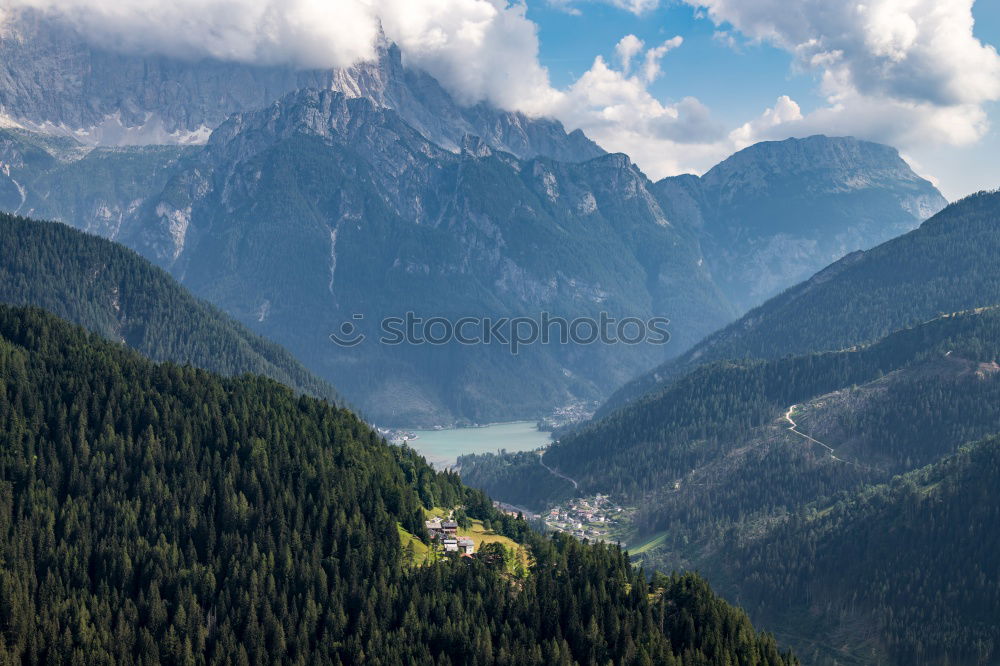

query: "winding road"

left=784, top=405, right=865, bottom=468
left=538, top=450, right=579, bottom=489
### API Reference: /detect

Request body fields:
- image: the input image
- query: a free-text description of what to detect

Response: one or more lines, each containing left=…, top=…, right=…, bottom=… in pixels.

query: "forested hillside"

left=462, top=307, right=1000, bottom=664
left=602, top=189, right=1000, bottom=415
left=0, top=304, right=796, bottom=665
left=714, top=435, right=1000, bottom=665
left=0, top=212, right=342, bottom=405
left=463, top=307, right=1000, bottom=509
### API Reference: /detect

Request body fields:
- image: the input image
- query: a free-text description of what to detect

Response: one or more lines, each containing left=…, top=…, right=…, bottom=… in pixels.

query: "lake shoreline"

left=394, top=420, right=552, bottom=470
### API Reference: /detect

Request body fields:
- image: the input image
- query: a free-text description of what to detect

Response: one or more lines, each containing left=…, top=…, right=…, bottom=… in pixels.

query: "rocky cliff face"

left=0, top=10, right=603, bottom=163
left=0, top=11, right=949, bottom=424
left=0, top=128, right=193, bottom=240
left=327, top=41, right=605, bottom=163
left=655, top=135, right=947, bottom=312
left=124, top=89, right=728, bottom=425
left=0, top=121, right=948, bottom=424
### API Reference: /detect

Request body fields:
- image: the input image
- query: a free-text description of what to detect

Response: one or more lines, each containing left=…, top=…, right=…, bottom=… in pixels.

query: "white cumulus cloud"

left=615, top=34, right=645, bottom=73
left=543, top=40, right=735, bottom=177
left=4, top=0, right=997, bottom=194
left=607, top=0, right=662, bottom=13
left=641, top=36, right=683, bottom=83
left=2, top=0, right=557, bottom=114
left=5, top=0, right=379, bottom=68
left=684, top=0, right=1000, bottom=147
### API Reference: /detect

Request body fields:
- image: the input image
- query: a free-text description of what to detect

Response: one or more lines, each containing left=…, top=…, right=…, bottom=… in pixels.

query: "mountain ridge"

left=600, top=189, right=995, bottom=416
left=0, top=13, right=950, bottom=424
left=132, top=87, right=732, bottom=424
left=654, top=135, right=946, bottom=313
left=0, top=9, right=603, bottom=164
left=0, top=211, right=344, bottom=406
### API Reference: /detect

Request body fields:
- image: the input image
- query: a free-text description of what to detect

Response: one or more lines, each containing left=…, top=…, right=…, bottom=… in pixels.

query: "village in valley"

left=540, top=494, right=635, bottom=548
left=413, top=497, right=648, bottom=573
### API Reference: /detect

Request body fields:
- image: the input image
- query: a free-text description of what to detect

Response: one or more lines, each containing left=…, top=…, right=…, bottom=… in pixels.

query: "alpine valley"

left=462, top=191, right=1000, bottom=664
left=3, top=7, right=999, bottom=666
left=0, top=11, right=944, bottom=425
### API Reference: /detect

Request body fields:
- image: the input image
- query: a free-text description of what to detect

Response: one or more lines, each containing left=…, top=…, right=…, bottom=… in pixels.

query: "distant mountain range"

left=136, top=88, right=745, bottom=425
left=0, top=11, right=946, bottom=424
left=0, top=11, right=603, bottom=163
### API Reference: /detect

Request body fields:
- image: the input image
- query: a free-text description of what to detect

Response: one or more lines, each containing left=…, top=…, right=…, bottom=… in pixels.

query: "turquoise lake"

left=405, top=421, right=551, bottom=469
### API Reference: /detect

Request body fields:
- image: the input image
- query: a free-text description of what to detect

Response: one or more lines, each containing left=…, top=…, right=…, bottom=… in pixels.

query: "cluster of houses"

left=544, top=494, right=631, bottom=546
left=425, top=517, right=475, bottom=555
left=537, top=400, right=596, bottom=431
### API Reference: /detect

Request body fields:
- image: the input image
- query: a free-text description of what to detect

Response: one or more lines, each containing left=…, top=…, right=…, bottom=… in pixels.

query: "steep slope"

left=655, top=135, right=946, bottom=313
left=462, top=308, right=1000, bottom=509
left=605, top=189, right=1000, bottom=413
left=0, top=303, right=797, bottom=665
left=460, top=308, right=1000, bottom=664
left=0, top=10, right=602, bottom=163
left=129, top=88, right=732, bottom=425
left=0, top=212, right=341, bottom=405
left=714, top=435, right=1000, bottom=665
left=0, top=128, right=194, bottom=238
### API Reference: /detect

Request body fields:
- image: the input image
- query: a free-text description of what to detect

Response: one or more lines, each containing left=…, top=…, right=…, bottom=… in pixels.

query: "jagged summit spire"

left=0, top=9, right=605, bottom=162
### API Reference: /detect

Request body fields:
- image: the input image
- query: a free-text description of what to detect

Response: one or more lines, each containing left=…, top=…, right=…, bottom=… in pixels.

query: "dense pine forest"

left=461, top=307, right=1000, bottom=664
left=456, top=450, right=577, bottom=511
left=0, top=304, right=796, bottom=665
left=463, top=307, right=1000, bottom=510
left=716, top=435, right=1000, bottom=665
left=0, top=212, right=342, bottom=405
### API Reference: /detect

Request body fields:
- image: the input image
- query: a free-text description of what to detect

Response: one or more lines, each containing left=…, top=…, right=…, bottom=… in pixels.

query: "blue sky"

left=531, top=2, right=816, bottom=123
left=521, top=0, right=1000, bottom=200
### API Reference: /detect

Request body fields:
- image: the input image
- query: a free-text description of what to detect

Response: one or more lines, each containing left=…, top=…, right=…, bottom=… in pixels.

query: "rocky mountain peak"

left=701, top=135, right=936, bottom=201
left=461, top=135, right=494, bottom=159
left=652, top=134, right=948, bottom=312
left=0, top=9, right=604, bottom=163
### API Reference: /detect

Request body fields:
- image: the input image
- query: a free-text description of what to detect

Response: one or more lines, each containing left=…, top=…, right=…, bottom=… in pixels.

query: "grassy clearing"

left=416, top=508, right=531, bottom=570
left=398, top=524, right=432, bottom=565
left=422, top=506, right=452, bottom=520
left=627, top=531, right=669, bottom=556
left=460, top=520, right=530, bottom=570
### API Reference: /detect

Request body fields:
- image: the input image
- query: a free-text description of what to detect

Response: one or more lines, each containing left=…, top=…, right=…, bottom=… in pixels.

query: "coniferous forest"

left=716, top=436, right=1000, bottom=665
left=2, top=10, right=998, bottom=664
left=0, top=304, right=796, bottom=665
left=460, top=305, right=1000, bottom=663
left=0, top=212, right=342, bottom=406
